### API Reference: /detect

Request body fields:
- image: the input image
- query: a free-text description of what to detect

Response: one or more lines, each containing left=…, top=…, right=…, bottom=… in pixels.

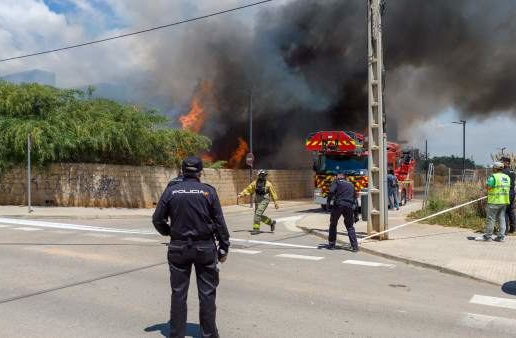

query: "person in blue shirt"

left=387, top=169, right=399, bottom=210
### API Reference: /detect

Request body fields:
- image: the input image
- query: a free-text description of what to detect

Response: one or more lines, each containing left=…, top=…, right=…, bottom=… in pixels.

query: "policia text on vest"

left=152, top=156, right=230, bottom=338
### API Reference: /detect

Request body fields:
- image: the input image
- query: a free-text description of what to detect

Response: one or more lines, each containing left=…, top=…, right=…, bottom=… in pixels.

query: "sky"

left=1, top=0, right=515, bottom=166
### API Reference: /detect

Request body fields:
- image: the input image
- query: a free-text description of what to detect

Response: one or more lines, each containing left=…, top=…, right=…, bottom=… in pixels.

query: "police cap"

left=182, top=156, right=203, bottom=173
left=493, top=161, right=504, bottom=169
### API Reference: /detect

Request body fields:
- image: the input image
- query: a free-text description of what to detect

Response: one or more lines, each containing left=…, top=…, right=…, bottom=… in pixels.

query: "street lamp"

left=452, top=120, right=466, bottom=181
left=497, top=147, right=507, bottom=156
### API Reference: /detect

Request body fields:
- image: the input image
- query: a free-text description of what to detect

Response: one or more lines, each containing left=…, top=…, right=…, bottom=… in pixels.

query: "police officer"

left=238, top=169, right=279, bottom=235
left=327, top=172, right=359, bottom=252
left=501, top=157, right=515, bottom=234
left=153, top=156, right=230, bottom=338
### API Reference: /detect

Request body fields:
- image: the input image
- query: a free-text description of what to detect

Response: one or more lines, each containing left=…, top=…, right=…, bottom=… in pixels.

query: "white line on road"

left=460, top=313, right=516, bottom=333
left=276, top=253, right=324, bottom=261
left=231, top=249, right=262, bottom=255
left=49, top=230, right=77, bottom=235
left=276, top=216, right=304, bottom=232
left=470, top=295, right=516, bottom=310
left=122, top=237, right=158, bottom=243
left=232, top=238, right=316, bottom=249
left=0, top=225, right=10, bottom=228
left=83, top=233, right=114, bottom=238
left=0, top=217, right=155, bottom=235
left=343, top=260, right=395, bottom=268
left=14, top=227, right=43, bottom=232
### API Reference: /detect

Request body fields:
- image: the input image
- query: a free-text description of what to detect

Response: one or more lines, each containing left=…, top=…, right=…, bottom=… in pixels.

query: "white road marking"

left=470, top=295, right=516, bottom=310
left=0, top=225, right=10, bottom=228
left=0, top=217, right=155, bottom=235
left=83, top=233, right=114, bottom=238
left=343, top=260, right=395, bottom=268
left=231, top=249, right=262, bottom=255
left=276, top=216, right=304, bottom=232
left=49, top=230, right=77, bottom=235
left=276, top=254, right=324, bottom=261
left=460, top=313, right=516, bottom=333
left=122, top=237, right=158, bottom=243
left=232, top=238, right=316, bottom=249
left=14, top=227, right=42, bottom=231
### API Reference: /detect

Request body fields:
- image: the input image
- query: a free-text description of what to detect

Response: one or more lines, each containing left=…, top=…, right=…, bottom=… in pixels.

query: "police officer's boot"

left=270, top=220, right=276, bottom=232
left=327, top=241, right=336, bottom=250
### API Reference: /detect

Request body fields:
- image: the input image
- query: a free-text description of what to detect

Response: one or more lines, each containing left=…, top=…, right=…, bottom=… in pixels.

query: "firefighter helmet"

left=257, top=169, right=268, bottom=177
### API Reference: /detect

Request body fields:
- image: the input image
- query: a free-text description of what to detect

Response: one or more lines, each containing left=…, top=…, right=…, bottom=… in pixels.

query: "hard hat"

left=257, top=169, right=268, bottom=176
left=493, top=161, right=504, bottom=169
left=182, top=156, right=203, bottom=173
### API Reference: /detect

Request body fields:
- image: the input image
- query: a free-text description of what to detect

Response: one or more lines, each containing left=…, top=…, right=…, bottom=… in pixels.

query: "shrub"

left=0, top=81, right=210, bottom=170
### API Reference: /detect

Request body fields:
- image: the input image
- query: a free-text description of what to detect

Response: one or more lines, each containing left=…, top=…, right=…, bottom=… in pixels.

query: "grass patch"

left=408, top=182, right=487, bottom=231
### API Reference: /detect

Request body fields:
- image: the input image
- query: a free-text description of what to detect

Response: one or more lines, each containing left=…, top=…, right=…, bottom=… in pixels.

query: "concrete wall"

left=0, top=163, right=313, bottom=208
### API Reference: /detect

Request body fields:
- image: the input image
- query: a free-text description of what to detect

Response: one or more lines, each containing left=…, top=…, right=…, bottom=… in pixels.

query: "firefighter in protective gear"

left=238, top=169, right=279, bottom=235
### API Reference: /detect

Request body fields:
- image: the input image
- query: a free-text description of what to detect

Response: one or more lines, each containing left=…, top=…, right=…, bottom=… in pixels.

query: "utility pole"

left=248, top=89, right=254, bottom=208
left=27, top=133, right=34, bottom=213
left=425, top=139, right=428, bottom=170
left=367, top=0, right=387, bottom=239
left=452, top=120, right=466, bottom=181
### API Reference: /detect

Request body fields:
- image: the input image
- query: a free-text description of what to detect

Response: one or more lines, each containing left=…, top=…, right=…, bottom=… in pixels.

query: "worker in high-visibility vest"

left=238, top=170, right=279, bottom=235
left=477, top=161, right=510, bottom=242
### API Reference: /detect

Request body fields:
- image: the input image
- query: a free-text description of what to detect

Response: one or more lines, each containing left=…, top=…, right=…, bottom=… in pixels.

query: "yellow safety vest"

left=487, top=172, right=510, bottom=205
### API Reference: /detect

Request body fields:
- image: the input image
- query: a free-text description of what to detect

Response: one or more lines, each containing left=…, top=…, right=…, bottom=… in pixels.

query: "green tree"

left=0, top=81, right=210, bottom=170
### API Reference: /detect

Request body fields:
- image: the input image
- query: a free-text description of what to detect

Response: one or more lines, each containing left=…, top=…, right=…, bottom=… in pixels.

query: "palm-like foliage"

left=0, top=81, right=210, bottom=170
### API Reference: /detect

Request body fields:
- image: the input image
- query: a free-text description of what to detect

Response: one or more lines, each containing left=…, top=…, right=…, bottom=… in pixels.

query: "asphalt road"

left=0, top=203, right=515, bottom=337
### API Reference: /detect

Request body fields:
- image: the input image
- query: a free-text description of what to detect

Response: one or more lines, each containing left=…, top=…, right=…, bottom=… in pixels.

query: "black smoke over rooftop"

left=149, top=0, right=516, bottom=168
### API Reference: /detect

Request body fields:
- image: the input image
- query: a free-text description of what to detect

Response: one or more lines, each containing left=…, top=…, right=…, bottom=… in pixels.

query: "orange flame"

left=179, top=81, right=212, bottom=133
left=227, top=138, right=249, bottom=168
left=201, top=153, right=214, bottom=163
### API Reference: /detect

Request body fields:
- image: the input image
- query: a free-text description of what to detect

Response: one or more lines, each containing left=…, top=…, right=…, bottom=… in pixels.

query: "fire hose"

left=359, top=196, right=487, bottom=244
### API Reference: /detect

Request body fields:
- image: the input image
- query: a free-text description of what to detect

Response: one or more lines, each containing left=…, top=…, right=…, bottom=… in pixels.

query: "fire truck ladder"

left=367, top=0, right=388, bottom=239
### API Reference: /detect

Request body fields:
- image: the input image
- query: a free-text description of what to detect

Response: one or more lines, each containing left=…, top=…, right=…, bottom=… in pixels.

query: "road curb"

left=0, top=202, right=315, bottom=220
left=299, top=225, right=502, bottom=287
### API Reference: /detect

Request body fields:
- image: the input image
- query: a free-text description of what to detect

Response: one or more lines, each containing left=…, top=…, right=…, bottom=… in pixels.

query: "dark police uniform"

left=327, top=176, right=359, bottom=251
left=153, top=157, right=230, bottom=338
left=503, top=167, right=516, bottom=233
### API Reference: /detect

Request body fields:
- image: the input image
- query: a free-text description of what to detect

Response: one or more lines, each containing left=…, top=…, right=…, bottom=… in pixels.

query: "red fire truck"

left=305, top=131, right=416, bottom=209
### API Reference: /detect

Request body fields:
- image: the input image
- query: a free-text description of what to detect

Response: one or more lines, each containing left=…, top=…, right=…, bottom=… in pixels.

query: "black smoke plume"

left=150, top=0, right=516, bottom=168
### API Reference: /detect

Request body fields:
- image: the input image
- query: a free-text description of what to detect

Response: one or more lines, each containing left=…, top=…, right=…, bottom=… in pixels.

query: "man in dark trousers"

left=327, top=172, right=359, bottom=252
left=153, top=156, right=230, bottom=338
left=502, top=157, right=515, bottom=233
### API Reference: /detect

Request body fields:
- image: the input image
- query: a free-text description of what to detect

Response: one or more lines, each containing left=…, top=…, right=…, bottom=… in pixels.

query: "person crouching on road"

left=152, top=156, right=230, bottom=338
left=327, top=172, right=359, bottom=252
left=477, top=161, right=510, bottom=242
left=237, top=169, right=279, bottom=235
left=501, top=156, right=516, bottom=234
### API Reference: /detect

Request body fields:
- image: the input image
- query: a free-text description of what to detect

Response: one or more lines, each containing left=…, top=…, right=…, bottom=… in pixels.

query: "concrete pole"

left=248, top=89, right=253, bottom=208
left=27, top=133, right=33, bottom=213
left=367, top=0, right=388, bottom=239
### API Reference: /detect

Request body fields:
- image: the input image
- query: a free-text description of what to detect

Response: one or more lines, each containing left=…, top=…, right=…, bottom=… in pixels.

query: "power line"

left=0, top=0, right=274, bottom=63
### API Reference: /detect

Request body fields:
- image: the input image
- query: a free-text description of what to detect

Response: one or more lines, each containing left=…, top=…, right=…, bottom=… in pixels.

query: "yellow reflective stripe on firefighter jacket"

left=239, top=180, right=278, bottom=202
left=487, top=172, right=510, bottom=205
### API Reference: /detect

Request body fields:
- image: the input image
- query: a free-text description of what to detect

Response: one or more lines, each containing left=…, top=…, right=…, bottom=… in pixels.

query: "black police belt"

left=336, top=199, right=354, bottom=205
left=170, top=235, right=214, bottom=244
